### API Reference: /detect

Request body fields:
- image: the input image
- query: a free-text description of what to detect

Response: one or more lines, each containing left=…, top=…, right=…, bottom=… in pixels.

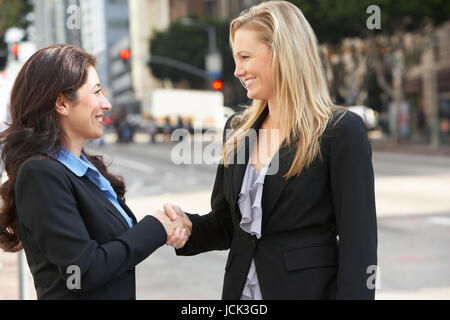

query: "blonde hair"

left=224, top=1, right=342, bottom=178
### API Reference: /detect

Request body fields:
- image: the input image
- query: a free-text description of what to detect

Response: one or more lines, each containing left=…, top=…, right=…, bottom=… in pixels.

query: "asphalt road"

left=83, top=139, right=450, bottom=299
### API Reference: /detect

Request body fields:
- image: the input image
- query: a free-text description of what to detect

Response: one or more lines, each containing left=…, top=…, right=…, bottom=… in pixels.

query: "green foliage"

left=0, top=0, right=32, bottom=69
left=149, top=17, right=235, bottom=88
left=288, top=0, right=450, bottom=43
left=149, top=0, right=450, bottom=84
left=0, top=0, right=32, bottom=38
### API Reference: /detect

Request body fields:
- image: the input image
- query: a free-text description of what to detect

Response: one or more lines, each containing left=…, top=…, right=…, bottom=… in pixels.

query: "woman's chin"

left=246, top=89, right=263, bottom=101
left=91, top=130, right=103, bottom=140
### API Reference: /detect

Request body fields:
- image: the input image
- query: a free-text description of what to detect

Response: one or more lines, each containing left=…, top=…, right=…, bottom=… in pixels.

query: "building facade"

left=80, top=0, right=130, bottom=100
left=168, top=0, right=261, bottom=22
left=34, top=0, right=131, bottom=108
left=128, top=0, right=170, bottom=116
left=403, top=21, right=450, bottom=145
left=34, top=0, right=82, bottom=48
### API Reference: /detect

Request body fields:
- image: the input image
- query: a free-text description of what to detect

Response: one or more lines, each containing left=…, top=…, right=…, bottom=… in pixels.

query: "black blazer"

left=177, top=108, right=378, bottom=300
left=15, top=158, right=167, bottom=300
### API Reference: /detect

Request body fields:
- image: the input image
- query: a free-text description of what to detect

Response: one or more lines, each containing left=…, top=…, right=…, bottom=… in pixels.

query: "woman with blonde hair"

left=165, top=1, right=377, bottom=299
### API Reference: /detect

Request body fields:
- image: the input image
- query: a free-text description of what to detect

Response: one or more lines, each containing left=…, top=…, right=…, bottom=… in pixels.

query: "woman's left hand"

left=166, top=227, right=189, bottom=249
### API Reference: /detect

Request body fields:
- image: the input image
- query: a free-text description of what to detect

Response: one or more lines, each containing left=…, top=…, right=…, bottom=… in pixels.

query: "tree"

left=289, top=0, right=450, bottom=145
left=289, top=0, right=450, bottom=43
left=149, top=17, right=247, bottom=107
left=0, top=0, right=33, bottom=69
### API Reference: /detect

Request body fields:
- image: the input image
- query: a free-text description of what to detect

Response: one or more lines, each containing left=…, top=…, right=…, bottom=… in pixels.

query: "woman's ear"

left=55, top=94, right=70, bottom=116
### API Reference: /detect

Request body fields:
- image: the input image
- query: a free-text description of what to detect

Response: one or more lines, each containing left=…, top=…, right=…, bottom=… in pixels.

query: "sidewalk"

left=105, top=131, right=450, bottom=157
left=368, top=131, right=450, bottom=157
left=0, top=251, right=36, bottom=300
left=2, top=190, right=448, bottom=300
left=1, top=133, right=448, bottom=300
left=371, top=140, right=450, bottom=157
left=0, top=191, right=211, bottom=300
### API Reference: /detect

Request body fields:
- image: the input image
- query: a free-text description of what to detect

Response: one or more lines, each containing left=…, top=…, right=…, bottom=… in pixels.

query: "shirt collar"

left=50, top=147, right=99, bottom=178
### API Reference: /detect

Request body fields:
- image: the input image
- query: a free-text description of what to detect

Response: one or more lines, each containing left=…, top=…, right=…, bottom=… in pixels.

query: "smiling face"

left=233, top=28, right=274, bottom=102
left=56, top=65, right=111, bottom=146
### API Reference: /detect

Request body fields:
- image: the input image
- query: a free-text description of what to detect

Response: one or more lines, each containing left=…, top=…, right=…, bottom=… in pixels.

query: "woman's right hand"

left=151, top=209, right=190, bottom=248
left=163, top=203, right=193, bottom=249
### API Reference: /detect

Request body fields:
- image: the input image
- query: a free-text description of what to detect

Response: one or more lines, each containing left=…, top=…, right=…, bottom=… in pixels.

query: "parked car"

left=223, top=106, right=235, bottom=122
left=347, top=106, right=378, bottom=130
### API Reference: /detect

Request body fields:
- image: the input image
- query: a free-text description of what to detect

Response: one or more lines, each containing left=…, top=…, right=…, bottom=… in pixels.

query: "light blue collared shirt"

left=49, top=147, right=134, bottom=228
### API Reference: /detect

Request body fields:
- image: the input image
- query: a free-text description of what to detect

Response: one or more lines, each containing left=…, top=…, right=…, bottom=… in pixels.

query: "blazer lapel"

left=104, top=203, right=131, bottom=230
left=229, top=106, right=297, bottom=227
left=83, top=177, right=131, bottom=230
left=261, top=145, right=296, bottom=228
left=118, top=198, right=137, bottom=225
left=231, top=107, right=269, bottom=207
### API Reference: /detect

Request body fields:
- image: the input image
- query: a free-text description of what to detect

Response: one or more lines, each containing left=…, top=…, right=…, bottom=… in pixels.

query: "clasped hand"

left=151, top=203, right=192, bottom=249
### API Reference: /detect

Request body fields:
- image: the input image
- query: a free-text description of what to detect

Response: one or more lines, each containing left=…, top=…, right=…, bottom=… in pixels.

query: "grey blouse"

left=237, top=157, right=269, bottom=300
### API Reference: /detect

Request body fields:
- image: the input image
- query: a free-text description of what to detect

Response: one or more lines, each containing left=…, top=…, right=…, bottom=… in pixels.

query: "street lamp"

left=181, top=17, right=217, bottom=53
left=180, top=18, right=222, bottom=80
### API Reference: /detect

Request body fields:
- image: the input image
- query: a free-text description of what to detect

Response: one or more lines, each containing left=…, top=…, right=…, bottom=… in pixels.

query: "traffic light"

left=120, top=49, right=130, bottom=65
left=212, top=80, right=223, bottom=91
left=11, top=44, right=19, bottom=61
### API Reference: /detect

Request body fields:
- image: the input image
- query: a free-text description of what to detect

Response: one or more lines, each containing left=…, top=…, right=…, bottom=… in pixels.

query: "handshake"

left=151, top=203, right=192, bottom=249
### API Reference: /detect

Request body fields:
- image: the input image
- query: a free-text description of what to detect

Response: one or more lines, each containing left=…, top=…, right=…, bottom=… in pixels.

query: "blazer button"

left=129, top=267, right=135, bottom=272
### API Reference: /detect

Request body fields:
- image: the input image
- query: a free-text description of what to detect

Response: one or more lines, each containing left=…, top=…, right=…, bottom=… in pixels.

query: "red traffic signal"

left=11, top=44, right=20, bottom=61
left=11, top=44, right=20, bottom=56
left=11, top=44, right=19, bottom=58
left=212, top=80, right=223, bottom=91
left=120, top=49, right=131, bottom=61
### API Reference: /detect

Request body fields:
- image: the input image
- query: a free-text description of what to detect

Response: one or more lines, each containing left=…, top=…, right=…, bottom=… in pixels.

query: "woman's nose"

left=234, top=64, right=245, bottom=78
left=101, top=95, right=112, bottom=111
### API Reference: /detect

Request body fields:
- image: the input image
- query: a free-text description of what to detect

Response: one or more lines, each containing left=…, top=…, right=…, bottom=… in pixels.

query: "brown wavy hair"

left=0, top=44, right=126, bottom=253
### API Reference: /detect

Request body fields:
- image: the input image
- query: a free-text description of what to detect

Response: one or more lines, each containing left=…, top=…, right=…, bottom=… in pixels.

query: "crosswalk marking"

left=426, top=217, right=450, bottom=226
left=111, top=156, right=155, bottom=174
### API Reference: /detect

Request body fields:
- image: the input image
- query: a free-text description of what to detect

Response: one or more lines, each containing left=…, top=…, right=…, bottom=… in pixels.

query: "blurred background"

left=0, top=0, right=449, bottom=300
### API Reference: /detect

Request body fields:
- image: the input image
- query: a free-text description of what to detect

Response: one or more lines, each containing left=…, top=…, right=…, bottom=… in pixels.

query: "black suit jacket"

left=177, top=108, right=378, bottom=300
left=15, top=158, right=167, bottom=300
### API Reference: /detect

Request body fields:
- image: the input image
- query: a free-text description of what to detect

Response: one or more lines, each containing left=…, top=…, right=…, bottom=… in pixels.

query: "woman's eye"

left=95, top=89, right=102, bottom=94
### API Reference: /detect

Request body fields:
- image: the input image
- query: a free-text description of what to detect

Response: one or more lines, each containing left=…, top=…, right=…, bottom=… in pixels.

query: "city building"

left=403, top=21, right=450, bottom=144
left=34, top=0, right=82, bottom=48
left=169, top=0, right=261, bottom=22
left=128, top=0, right=170, bottom=116
left=127, top=0, right=260, bottom=116
left=109, top=35, right=138, bottom=113
left=34, top=0, right=262, bottom=115
left=80, top=0, right=130, bottom=102
left=34, top=0, right=131, bottom=108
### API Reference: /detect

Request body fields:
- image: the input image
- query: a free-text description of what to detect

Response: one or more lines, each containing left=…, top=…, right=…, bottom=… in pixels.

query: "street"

left=0, top=0, right=449, bottom=303
left=92, top=136, right=450, bottom=300
left=0, top=135, right=449, bottom=300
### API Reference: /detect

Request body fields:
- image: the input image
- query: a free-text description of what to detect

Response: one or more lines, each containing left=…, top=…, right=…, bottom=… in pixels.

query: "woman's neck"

left=62, top=139, right=84, bottom=158
left=265, top=99, right=280, bottom=129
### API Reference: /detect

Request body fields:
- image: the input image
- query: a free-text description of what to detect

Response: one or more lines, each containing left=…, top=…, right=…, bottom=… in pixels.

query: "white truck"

left=144, top=88, right=229, bottom=134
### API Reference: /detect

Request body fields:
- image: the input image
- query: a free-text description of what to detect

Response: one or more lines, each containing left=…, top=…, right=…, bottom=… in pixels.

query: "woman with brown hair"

left=0, top=44, right=191, bottom=299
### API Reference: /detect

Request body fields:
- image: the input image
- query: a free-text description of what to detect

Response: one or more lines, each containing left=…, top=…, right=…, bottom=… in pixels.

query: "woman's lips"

left=244, top=78, right=255, bottom=88
left=95, top=115, right=104, bottom=124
